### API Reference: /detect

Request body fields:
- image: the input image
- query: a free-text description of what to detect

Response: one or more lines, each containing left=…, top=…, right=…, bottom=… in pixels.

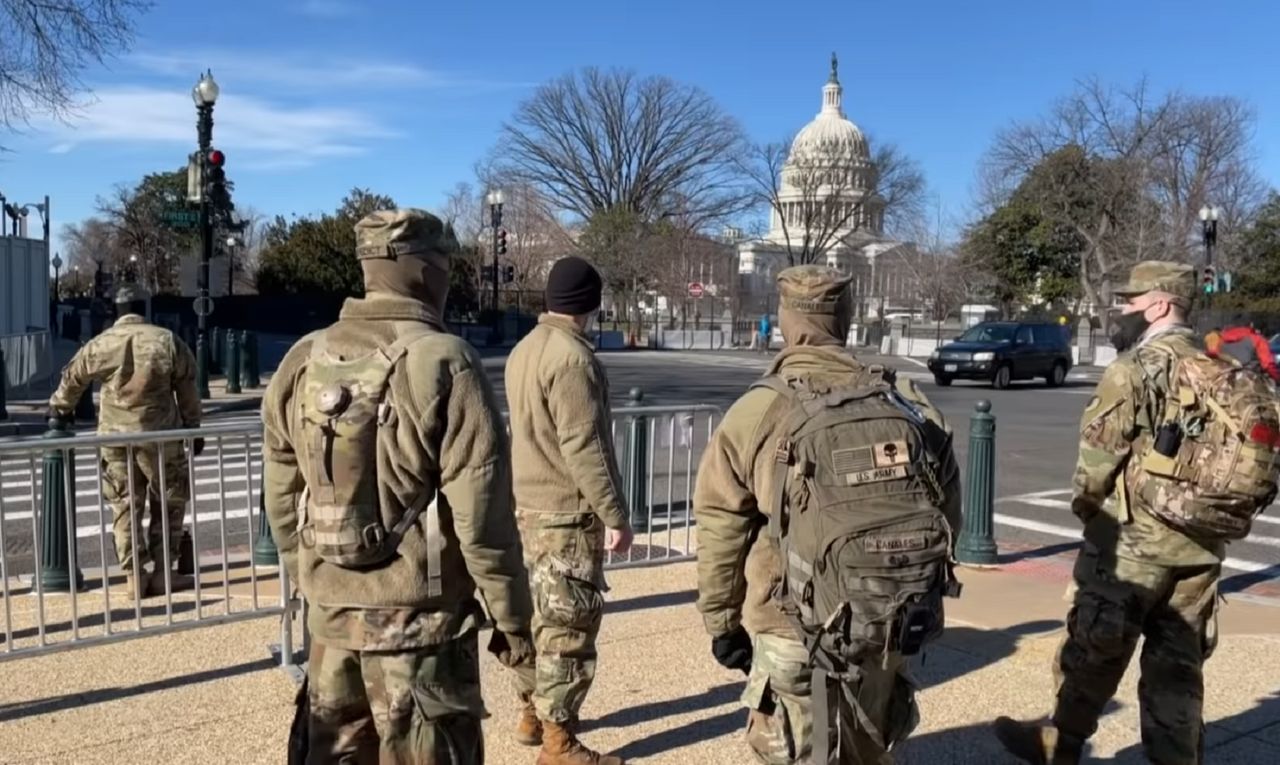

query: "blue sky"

left=2, top=0, right=1276, bottom=258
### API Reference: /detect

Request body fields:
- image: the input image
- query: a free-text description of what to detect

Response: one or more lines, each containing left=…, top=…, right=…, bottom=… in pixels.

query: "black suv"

left=927, top=321, right=1073, bottom=389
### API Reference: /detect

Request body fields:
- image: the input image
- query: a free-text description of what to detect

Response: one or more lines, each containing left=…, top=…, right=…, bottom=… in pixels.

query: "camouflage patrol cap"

left=776, top=265, right=852, bottom=314
left=113, top=283, right=150, bottom=304
left=1113, top=260, right=1195, bottom=306
left=353, top=208, right=459, bottom=261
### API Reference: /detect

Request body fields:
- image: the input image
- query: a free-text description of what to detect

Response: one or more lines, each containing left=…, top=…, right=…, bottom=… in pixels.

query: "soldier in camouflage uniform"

left=49, top=283, right=201, bottom=599
left=262, top=209, right=534, bottom=763
left=695, top=266, right=962, bottom=764
left=996, top=261, right=1224, bottom=765
left=504, top=256, right=634, bottom=765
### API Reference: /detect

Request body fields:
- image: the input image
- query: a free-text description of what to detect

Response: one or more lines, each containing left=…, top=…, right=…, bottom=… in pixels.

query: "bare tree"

left=0, top=0, right=151, bottom=145
left=60, top=216, right=118, bottom=271
left=981, top=77, right=1266, bottom=319
left=230, top=206, right=266, bottom=294
left=494, top=67, right=752, bottom=231
left=739, top=134, right=926, bottom=267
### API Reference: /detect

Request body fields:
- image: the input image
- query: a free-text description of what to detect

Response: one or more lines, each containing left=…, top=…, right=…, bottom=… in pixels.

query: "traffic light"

left=503, top=265, right=515, bottom=283
left=496, top=228, right=508, bottom=256
left=204, top=148, right=231, bottom=211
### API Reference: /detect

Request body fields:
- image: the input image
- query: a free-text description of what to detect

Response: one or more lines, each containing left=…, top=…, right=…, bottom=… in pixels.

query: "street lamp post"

left=1199, top=204, right=1220, bottom=311
left=486, top=188, right=505, bottom=343
left=193, top=70, right=219, bottom=399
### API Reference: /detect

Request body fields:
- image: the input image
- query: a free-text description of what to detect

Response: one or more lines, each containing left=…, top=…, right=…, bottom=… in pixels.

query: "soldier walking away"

left=695, top=266, right=963, bottom=764
left=48, top=283, right=202, bottom=600
left=504, top=255, right=634, bottom=765
left=262, top=209, right=534, bottom=764
left=995, top=261, right=1280, bottom=764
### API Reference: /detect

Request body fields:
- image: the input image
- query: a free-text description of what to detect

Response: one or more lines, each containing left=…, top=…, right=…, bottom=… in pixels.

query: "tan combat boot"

left=515, top=703, right=543, bottom=746
left=993, top=717, right=1083, bottom=765
left=536, top=721, right=624, bottom=765
left=124, top=573, right=142, bottom=600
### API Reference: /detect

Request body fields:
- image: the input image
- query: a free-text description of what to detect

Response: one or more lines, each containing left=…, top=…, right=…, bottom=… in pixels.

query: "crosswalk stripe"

left=0, top=488, right=258, bottom=525
left=992, top=513, right=1275, bottom=574
left=1002, top=492, right=1280, bottom=528
left=0, top=461, right=263, bottom=506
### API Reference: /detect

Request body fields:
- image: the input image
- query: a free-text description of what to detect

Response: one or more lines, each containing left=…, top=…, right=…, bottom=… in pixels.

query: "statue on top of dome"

left=829, top=52, right=839, bottom=84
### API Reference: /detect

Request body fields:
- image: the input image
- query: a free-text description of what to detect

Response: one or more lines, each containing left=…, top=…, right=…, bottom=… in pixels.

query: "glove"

left=192, top=438, right=205, bottom=457
left=488, top=629, right=535, bottom=669
left=711, top=625, right=753, bottom=674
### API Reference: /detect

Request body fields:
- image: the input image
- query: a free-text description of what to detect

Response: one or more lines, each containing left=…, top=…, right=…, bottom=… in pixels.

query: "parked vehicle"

left=927, top=321, right=1073, bottom=389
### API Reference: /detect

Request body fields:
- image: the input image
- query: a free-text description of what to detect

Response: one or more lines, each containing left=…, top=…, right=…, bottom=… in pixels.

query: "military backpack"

left=293, top=328, right=442, bottom=586
left=1130, top=341, right=1280, bottom=540
left=752, top=364, right=960, bottom=761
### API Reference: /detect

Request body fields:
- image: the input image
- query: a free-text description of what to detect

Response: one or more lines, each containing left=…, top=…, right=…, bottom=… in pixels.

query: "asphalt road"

left=2, top=348, right=1277, bottom=597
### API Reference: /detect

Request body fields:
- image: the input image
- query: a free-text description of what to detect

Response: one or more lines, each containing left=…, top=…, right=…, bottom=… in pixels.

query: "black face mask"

left=1109, top=310, right=1150, bottom=352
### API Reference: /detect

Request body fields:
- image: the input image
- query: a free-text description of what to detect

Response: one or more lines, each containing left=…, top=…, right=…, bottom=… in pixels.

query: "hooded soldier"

left=261, top=208, right=534, bottom=763
left=49, top=282, right=201, bottom=600
left=694, top=265, right=962, bottom=763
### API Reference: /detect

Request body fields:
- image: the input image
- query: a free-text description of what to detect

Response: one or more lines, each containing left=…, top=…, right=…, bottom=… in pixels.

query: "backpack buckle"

left=362, top=524, right=386, bottom=550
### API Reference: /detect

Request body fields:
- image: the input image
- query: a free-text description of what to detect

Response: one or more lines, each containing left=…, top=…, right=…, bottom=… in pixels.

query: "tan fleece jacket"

left=504, top=314, right=630, bottom=529
left=261, top=296, right=532, bottom=650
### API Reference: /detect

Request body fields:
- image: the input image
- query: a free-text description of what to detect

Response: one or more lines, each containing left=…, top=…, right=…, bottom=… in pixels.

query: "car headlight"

left=972, top=352, right=994, bottom=362
left=930, top=350, right=940, bottom=360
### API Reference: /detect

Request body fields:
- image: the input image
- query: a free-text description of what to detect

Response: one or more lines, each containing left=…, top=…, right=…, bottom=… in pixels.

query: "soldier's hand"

left=191, top=438, right=205, bottom=457
left=487, top=629, right=535, bottom=669
left=605, top=523, right=634, bottom=554
left=711, top=625, right=753, bottom=674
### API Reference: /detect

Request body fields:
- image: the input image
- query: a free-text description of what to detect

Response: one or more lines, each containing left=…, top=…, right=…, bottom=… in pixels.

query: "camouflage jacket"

left=261, top=296, right=532, bottom=651
left=1073, top=324, right=1226, bottom=566
left=49, top=314, right=201, bottom=434
left=694, top=346, right=962, bottom=639
left=503, top=314, right=629, bottom=528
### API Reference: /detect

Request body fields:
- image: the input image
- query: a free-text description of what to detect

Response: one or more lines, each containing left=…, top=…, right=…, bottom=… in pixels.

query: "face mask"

left=1109, top=309, right=1150, bottom=352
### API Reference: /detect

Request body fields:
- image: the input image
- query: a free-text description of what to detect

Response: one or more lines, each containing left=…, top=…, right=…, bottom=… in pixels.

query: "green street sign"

left=161, top=209, right=199, bottom=228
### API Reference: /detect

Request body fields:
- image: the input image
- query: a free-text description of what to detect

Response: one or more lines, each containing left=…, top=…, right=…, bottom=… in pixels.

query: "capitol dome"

left=789, top=54, right=870, bottom=163
left=764, top=53, right=883, bottom=245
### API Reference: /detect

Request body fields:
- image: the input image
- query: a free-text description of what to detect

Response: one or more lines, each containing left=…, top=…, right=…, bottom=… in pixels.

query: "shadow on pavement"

left=607, top=588, right=696, bottom=614
left=998, top=541, right=1081, bottom=565
left=1090, top=689, right=1280, bottom=764
left=0, top=656, right=276, bottom=723
left=592, top=682, right=745, bottom=760
left=1221, top=563, right=1280, bottom=594
left=915, top=620, right=1062, bottom=689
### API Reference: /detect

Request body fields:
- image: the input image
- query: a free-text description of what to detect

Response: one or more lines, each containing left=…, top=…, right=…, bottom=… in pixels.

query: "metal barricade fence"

left=0, top=403, right=721, bottom=667
left=0, top=423, right=297, bottom=672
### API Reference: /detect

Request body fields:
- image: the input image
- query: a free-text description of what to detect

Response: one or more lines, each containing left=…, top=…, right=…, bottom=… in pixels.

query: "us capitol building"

left=736, top=55, right=919, bottom=322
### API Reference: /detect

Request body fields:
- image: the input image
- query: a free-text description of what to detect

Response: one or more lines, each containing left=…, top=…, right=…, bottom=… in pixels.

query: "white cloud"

left=39, top=86, right=396, bottom=168
left=126, top=50, right=530, bottom=92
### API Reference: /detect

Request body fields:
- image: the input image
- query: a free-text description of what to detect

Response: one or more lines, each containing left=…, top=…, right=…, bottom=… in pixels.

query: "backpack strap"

left=381, top=322, right=446, bottom=597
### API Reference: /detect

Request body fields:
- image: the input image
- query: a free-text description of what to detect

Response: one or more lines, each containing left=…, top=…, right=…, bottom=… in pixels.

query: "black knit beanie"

left=545, top=256, right=603, bottom=315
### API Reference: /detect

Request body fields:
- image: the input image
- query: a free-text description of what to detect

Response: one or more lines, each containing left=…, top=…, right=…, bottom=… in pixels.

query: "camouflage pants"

left=513, top=510, right=607, bottom=724
left=100, top=444, right=190, bottom=572
left=742, top=633, right=918, bottom=764
left=306, top=632, right=486, bottom=764
left=1053, top=546, right=1221, bottom=764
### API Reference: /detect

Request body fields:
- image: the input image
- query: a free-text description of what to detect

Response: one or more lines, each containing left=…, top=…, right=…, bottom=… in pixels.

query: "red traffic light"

left=207, top=149, right=225, bottom=167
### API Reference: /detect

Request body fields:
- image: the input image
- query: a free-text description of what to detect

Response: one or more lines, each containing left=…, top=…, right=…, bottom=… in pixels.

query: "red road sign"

left=688, top=282, right=705, bottom=298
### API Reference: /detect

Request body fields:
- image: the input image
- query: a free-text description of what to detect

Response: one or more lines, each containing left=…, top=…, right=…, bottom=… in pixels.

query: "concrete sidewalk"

left=1, top=555, right=1277, bottom=764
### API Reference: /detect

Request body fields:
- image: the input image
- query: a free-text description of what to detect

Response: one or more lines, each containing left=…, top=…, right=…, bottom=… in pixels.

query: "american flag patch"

left=833, top=446, right=875, bottom=475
